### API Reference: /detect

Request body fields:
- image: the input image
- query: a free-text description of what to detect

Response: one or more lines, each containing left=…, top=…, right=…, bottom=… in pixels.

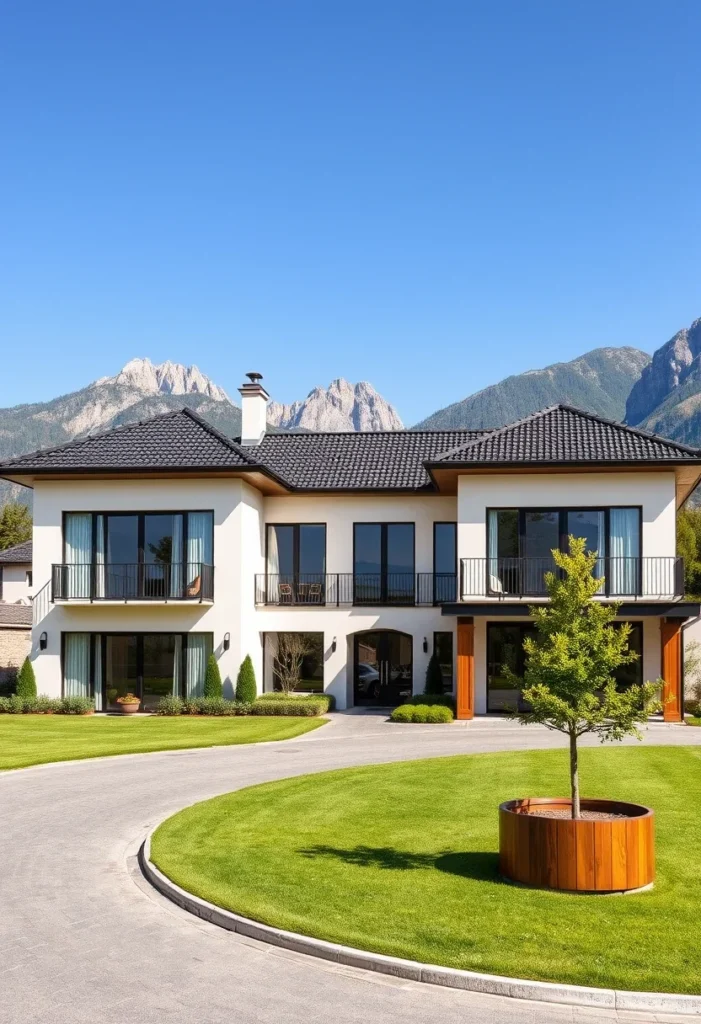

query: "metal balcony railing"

left=460, top=556, right=684, bottom=599
left=255, top=573, right=458, bottom=607
left=52, top=562, right=214, bottom=602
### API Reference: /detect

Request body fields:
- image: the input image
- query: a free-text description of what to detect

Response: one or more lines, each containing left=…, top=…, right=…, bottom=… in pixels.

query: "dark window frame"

left=352, top=522, right=416, bottom=605
left=262, top=631, right=325, bottom=694
left=264, top=523, right=327, bottom=578
left=433, top=630, right=455, bottom=693
left=485, top=505, right=643, bottom=596
left=61, top=509, right=215, bottom=566
left=60, top=630, right=214, bottom=703
left=433, top=521, right=457, bottom=604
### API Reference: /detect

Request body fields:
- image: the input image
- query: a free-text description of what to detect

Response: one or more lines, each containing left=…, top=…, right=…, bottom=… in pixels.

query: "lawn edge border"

left=140, top=827, right=701, bottom=1014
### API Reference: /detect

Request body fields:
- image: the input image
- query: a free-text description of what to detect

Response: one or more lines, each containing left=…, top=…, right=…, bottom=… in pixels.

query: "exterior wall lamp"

left=39, top=632, right=48, bottom=651
left=223, top=632, right=231, bottom=651
left=423, top=637, right=428, bottom=653
left=331, top=636, right=337, bottom=653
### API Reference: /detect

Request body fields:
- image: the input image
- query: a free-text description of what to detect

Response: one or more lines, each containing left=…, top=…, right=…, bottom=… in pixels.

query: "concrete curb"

left=141, top=828, right=701, bottom=1015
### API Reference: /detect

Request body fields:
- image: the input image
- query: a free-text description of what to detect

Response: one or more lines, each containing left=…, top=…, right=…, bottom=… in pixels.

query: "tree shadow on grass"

left=298, top=845, right=500, bottom=881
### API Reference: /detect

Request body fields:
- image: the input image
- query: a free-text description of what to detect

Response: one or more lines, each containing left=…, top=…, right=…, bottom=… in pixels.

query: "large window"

left=62, top=632, right=214, bottom=711
left=487, top=507, right=641, bottom=595
left=487, top=620, right=644, bottom=712
left=433, top=523, right=457, bottom=602
left=62, top=511, right=213, bottom=599
left=265, top=524, right=326, bottom=604
left=353, top=523, right=414, bottom=604
left=263, top=632, right=324, bottom=693
left=433, top=631, right=454, bottom=693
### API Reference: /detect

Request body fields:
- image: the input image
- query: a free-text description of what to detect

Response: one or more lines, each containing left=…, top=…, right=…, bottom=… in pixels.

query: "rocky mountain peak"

left=625, top=318, right=701, bottom=426
left=96, top=357, right=230, bottom=402
left=267, top=377, right=404, bottom=432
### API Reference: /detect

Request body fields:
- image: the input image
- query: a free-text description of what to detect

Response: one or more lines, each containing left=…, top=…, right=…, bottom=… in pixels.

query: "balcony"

left=460, top=556, right=684, bottom=599
left=52, top=562, right=214, bottom=602
left=255, top=573, right=457, bottom=607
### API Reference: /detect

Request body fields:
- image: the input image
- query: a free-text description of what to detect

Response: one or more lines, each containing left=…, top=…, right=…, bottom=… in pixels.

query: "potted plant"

left=499, top=537, right=661, bottom=893
left=116, top=693, right=141, bottom=714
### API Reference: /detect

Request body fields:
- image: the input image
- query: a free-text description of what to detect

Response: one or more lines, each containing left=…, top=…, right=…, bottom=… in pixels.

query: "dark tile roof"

left=249, top=429, right=489, bottom=490
left=432, top=405, right=701, bottom=465
left=0, top=604, right=32, bottom=626
left=0, top=541, right=32, bottom=564
left=1, top=404, right=699, bottom=493
left=0, top=409, right=255, bottom=472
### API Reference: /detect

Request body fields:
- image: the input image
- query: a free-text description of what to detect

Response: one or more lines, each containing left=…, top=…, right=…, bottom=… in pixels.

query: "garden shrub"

left=390, top=703, right=454, bottom=723
left=257, top=692, right=335, bottom=711
left=203, top=654, right=223, bottom=699
left=58, top=696, right=94, bottom=715
left=235, top=655, right=257, bottom=704
left=8, top=693, right=25, bottom=714
left=250, top=695, right=330, bottom=717
left=16, top=657, right=37, bottom=700
left=423, top=652, right=444, bottom=695
left=155, top=695, right=185, bottom=716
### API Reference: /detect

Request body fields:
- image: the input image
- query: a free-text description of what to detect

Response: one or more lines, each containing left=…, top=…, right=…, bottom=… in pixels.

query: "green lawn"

left=152, top=746, right=701, bottom=994
left=0, top=715, right=325, bottom=770
left=688, top=717, right=701, bottom=727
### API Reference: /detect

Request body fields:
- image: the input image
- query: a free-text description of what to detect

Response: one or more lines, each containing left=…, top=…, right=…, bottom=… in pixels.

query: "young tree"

left=684, top=639, right=701, bottom=715
left=517, top=536, right=661, bottom=818
left=16, top=657, right=37, bottom=700
left=273, top=632, right=315, bottom=694
left=0, top=501, right=32, bottom=550
left=235, top=654, right=257, bottom=703
left=423, top=651, right=444, bottom=695
left=203, top=653, right=223, bottom=698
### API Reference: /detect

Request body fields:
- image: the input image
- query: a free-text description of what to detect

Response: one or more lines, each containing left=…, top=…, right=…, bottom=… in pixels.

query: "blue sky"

left=1, top=1, right=699, bottom=425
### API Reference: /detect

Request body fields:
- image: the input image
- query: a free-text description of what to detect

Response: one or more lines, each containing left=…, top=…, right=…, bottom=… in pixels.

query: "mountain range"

left=2, top=314, right=701, bottom=506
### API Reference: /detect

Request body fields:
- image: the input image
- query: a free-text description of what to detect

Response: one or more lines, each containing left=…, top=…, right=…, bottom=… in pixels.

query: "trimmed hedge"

left=403, top=693, right=455, bottom=710
left=0, top=695, right=94, bottom=715
left=154, top=693, right=333, bottom=717
left=236, top=655, right=257, bottom=704
left=390, top=703, right=454, bottom=723
left=257, top=692, right=336, bottom=710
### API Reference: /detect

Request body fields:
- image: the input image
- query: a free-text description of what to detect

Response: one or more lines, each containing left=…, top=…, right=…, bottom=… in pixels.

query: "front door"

left=353, top=631, right=413, bottom=706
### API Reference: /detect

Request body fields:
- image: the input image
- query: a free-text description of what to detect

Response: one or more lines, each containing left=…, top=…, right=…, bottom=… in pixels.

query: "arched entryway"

left=353, top=630, right=413, bottom=707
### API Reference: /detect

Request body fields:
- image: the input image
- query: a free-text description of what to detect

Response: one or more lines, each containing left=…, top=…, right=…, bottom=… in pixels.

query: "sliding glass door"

left=266, top=524, right=326, bottom=603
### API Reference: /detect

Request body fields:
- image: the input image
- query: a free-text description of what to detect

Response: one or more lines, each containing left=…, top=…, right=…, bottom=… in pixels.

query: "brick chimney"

left=238, top=372, right=269, bottom=446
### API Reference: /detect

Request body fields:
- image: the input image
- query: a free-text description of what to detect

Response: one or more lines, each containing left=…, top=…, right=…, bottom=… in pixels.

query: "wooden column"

left=456, top=616, right=475, bottom=720
left=660, top=619, right=683, bottom=723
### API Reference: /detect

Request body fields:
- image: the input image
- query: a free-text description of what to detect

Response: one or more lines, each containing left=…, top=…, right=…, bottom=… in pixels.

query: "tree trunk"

left=569, top=730, right=580, bottom=819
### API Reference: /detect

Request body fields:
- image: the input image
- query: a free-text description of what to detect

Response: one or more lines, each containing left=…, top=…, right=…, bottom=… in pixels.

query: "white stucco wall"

left=31, top=477, right=265, bottom=699
left=1, top=564, right=32, bottom=604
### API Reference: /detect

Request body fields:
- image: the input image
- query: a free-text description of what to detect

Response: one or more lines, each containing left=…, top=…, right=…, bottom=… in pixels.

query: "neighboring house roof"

left=0, top=541, right=32, bottom=564
left=0, top=404, right=699, bottom=493
left=430, top=406, right=701, bottom=466
left=0, top=604, right=32, bottom=627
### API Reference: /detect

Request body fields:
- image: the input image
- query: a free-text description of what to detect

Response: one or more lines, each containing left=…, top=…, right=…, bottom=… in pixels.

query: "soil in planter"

left=526, top=808, right=628, bottom=820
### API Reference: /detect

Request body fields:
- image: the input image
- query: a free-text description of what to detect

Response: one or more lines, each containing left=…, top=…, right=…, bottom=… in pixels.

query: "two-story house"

left=2, top=374, right=699, bottom=720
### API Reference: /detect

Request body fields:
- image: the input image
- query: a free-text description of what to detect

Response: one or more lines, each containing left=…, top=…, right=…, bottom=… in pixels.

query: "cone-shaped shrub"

left=203, top=654, right=223, bottom=698
left=235, top=654, right=257, bottom=704
left=16, top=657, right=37, bottom=700
left=423, top=651, right=444, bottom=695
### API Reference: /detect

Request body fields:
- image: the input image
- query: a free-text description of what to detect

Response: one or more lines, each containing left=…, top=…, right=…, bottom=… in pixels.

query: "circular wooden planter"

left=499, top=798, right=654, bottom=893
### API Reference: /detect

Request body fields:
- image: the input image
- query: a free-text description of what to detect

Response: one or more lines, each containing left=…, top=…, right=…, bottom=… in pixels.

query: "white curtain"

left=93, top=634, right=102, bottom=710
left=65, top=514, right=92, bottom=598
left=609, top=508, right=639, bottom=595
left=185, top=634, right=212, bottom=697
left=170, top=515, right=183, bottom=598
left=173, top=635, right=182, bottom=696
left=64, top=633, right=91, bottom=698
left=95, top=515, right=105, bottom=599
left=487, top=511, right=501, bottom=594
left=267, top=526, right=280, bottom=602
left=187, top=513, right=213, bottom=586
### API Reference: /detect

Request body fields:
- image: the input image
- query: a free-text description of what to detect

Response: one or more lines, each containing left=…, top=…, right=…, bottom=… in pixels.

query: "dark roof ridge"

left=251, top=427, right=491, bottom=440
left=178, top=408, right=260, bottom=465
left=430, top=403, right=701, bottom=463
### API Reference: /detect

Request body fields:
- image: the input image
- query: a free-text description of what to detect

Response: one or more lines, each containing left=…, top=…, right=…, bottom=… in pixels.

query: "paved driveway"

left=2, top=713, right=700, bottom=1024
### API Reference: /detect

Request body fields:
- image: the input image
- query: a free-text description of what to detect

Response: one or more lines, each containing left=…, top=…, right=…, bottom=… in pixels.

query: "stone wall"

left=0, top=627, right=31, bottom=683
